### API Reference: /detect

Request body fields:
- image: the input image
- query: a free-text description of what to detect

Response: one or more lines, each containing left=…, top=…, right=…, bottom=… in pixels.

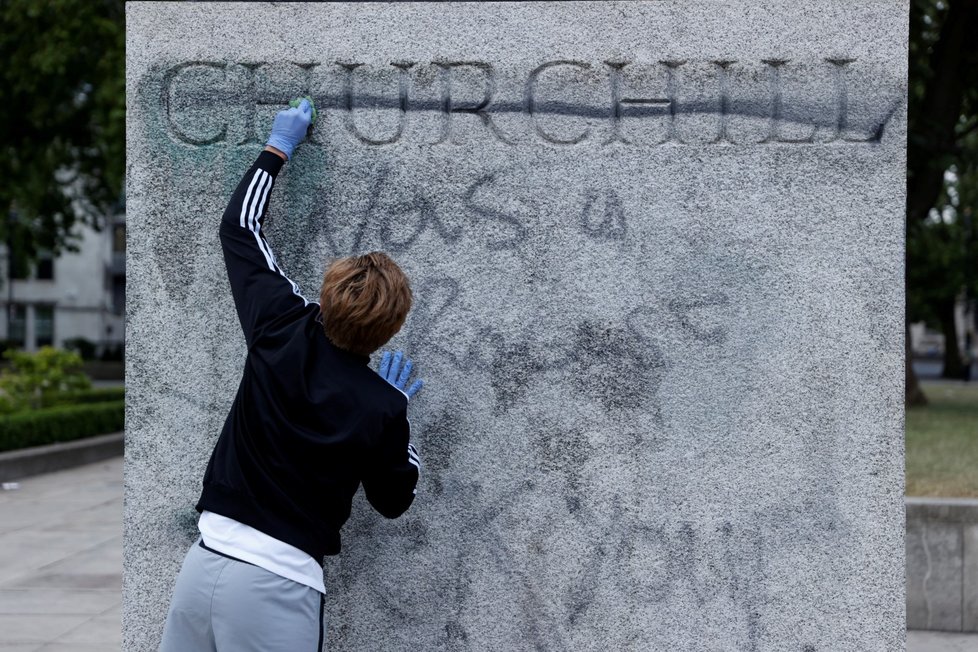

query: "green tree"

left=0, top=0, right=125, bottom=264
left=906, top=0, right=978, bottom=405
left=908, top=168, right=978, bottom=380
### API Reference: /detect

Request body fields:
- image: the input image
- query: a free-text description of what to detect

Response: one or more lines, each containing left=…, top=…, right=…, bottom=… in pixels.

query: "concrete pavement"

left=0, top=458, right=976, bottom=651
left=0, top=458, right=121, bottom=651
left=909, top=631, right=978, bottom=652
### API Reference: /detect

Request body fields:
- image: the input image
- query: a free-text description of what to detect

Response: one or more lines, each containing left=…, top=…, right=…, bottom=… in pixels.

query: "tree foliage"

left=0, top=0, right=125, bottom=261
left=906, top=0, right=978, bottom=403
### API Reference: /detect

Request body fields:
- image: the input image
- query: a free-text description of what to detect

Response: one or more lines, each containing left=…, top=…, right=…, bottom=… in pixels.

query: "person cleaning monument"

left=159, top=97, right=424, bottom=651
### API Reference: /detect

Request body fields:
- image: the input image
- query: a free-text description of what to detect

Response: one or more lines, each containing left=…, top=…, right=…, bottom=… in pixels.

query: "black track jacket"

left=196, top=150, right=420, bottom=560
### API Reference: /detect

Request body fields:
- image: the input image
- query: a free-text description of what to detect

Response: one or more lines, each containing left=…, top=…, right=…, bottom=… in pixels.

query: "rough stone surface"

left=907, top=520, right=964, bottom=631
left=906, top=499, right=978, bottom=633
left=963, top=525, right=978, bottom=632
left=124, top=2, right=908, bottom=650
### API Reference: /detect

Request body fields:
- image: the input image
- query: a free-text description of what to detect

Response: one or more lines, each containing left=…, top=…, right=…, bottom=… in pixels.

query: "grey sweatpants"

left=159, top=539, right=324, bottom=652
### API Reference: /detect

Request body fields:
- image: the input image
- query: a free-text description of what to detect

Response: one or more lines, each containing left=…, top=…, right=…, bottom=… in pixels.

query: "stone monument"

left=125, top=2, right=908, bottom=650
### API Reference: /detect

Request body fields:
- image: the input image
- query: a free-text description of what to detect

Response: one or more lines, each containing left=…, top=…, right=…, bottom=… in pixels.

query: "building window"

left=112, top=278, right=125, bottom=316
left=35, top=305, right=54, bottom=348
left=7, top=304, right=25, bottom=348
left=36, top=251, right=54, bottom=280
left=112, top=223, right=126, bottom=253
left=8, top=249, right=28, bottom=280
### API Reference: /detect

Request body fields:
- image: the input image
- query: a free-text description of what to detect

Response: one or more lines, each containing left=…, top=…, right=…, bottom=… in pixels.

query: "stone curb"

left=907, top=497, right=978, bottom=632
left=907, top=497, right=978, bottom=524
left=0, top=432, right=124, bottom=483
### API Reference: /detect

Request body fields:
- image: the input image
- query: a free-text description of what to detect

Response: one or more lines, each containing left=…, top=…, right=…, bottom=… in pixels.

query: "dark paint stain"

left=444, top=619, right=469, bottom=644
left=396, top=518, right=429, bottom=553
left=530, top=424, right=589, bottom=477
left=571, top=320, right=667, bottom=413
left=565, top=495, right=581, bottom=514
left=173, top=506, right=200, bottom=543
left=490, top=340, right=546, bottom=412
left=421, top=408, right=463, bottom=473
left=667, top=292, right=731, bottom=345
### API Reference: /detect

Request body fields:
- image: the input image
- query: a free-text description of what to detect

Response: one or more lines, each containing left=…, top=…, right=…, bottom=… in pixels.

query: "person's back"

left=160, top=98, right=424, bottom=652
left=199, top=298, right=417, bottom=559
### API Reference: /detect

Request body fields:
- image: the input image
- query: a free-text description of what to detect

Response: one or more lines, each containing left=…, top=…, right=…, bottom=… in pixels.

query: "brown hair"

left=318, top=252, right=412, bottom=355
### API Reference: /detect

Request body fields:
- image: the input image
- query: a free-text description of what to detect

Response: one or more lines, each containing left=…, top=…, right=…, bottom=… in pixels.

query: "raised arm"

left=219, top=99, right=315, bottom=347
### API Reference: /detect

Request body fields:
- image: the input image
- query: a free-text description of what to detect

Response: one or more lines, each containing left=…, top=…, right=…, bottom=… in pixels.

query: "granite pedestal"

left=125, top=3, right=908, bottom=650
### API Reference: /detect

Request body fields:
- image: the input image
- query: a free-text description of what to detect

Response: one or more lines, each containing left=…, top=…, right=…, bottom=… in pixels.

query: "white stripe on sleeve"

left=253, top=170, right=273, bottom=223
left=407, top=443, right=421, bottom=469
left=242, top=170, right=313, bottom=307
left=247, top=174, right=276, bottom=271
left=239, top=170, right=263, bottom=228
left=251, top=180, right=278, bottom=268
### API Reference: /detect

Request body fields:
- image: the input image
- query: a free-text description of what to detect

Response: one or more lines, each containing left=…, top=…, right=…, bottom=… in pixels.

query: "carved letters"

left=341, top=62, right=413, bottom=145
left=528, top=60, right=594, bottom=145
left=160, top=58, right=901, bottom=148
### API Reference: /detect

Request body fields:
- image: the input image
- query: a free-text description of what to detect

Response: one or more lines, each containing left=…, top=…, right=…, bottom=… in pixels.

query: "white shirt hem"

left=198, top=511, right=325, bottom=594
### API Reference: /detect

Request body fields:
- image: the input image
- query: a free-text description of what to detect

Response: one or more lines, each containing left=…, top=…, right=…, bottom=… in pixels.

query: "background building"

left=0, top=214, right=125, bottom=358
left=910, top=296, right=976, bottom=380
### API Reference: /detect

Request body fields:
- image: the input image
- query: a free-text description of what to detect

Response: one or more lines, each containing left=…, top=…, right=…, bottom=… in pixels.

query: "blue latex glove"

left=377, top=350, right=424, bottom=399
left=265, top=98, right=313, bottom=160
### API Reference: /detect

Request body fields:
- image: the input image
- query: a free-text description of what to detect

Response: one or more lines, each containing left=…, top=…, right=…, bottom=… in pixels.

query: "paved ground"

left=910, top=631, right=978, bottom=652
left=0, top=458, right=121, bottom=651
left=0, top=458, right=976, bottom=651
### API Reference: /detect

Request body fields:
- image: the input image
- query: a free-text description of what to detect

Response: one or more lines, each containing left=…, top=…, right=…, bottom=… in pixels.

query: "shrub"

left=0, top=347, right=91, bottom=412
left=0, top=400, right=124, bottom=453
left=63, top=338, right=98, bottom=361
left=99, top=343, right=124, bottom=362
left=46, top=386, right=125, bottom=407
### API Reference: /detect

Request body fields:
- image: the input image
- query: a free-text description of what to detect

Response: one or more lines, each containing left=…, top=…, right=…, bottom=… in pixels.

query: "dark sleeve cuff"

left=256, top=150, right=286, bottom=178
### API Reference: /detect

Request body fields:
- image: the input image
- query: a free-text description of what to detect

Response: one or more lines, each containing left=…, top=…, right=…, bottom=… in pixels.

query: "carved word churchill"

left=161, top=59, right=902, bottom=147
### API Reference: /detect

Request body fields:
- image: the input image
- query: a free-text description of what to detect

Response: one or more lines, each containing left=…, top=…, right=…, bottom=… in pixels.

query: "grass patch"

left=906, top=381, right=978, bottom=497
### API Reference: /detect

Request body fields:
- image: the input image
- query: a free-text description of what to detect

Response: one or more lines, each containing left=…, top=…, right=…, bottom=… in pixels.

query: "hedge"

left=46, top=387, right=125, bottom=407
left=0, top=401, right=124, bottom=453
